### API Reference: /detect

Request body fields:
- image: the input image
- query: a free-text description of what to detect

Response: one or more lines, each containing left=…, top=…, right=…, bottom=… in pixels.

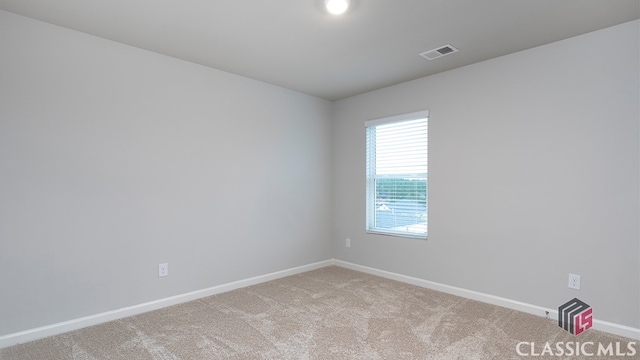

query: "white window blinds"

left=365, top=111, right=428, bottom=238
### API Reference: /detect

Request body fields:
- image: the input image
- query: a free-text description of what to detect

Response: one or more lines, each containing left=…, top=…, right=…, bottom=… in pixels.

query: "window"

left=365, top=110, right=428, bottom=239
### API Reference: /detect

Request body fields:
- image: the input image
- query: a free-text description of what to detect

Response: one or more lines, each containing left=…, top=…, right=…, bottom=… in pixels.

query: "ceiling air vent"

left=419, top=44, right=459, bottom=60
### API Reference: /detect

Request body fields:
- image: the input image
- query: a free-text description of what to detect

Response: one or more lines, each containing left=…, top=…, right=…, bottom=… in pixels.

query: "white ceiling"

left=1, top=0, right=638, bottom=101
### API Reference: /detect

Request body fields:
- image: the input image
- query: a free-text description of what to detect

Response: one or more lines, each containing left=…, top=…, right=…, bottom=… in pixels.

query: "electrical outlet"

left=159, top=263, right=169, bottom=277
left=568, top=273, right=580, bottom=290
left=346, top=238, right=351, bottom=248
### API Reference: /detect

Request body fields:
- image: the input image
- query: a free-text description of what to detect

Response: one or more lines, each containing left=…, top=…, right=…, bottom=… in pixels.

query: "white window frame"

left=365, top=110, right=428, bottom=239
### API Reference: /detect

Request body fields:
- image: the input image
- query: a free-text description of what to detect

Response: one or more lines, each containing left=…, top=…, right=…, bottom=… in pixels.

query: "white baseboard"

left=2, top=258, right=637, bottom=349
left=332, top=259, right=640, bottom=340
left=0, top=259, right=333, bottom=349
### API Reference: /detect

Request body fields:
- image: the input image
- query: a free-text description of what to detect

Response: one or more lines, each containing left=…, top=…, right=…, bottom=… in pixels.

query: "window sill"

left=366, top=230, right=428, bottom=240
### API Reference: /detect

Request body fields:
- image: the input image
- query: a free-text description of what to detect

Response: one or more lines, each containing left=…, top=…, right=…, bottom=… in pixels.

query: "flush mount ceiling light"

left=325, top=0, right=350, bottom=15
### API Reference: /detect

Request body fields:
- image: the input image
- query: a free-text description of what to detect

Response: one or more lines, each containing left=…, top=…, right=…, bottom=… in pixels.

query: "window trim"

left=365, top=110, right=429, bottom=240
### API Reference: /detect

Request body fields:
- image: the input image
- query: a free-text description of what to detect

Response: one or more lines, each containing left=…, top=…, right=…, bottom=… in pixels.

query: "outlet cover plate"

left=568, top=273, right=581, bottom=290
left=159, top=263, right=169, bottom=277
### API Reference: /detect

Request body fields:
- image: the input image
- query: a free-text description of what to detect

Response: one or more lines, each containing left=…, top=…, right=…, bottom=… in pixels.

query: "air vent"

left=419, top=44, right=459, bottom=60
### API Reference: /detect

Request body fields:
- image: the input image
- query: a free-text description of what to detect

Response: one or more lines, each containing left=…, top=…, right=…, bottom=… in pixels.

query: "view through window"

left=365, top=111, right=428, bottom=238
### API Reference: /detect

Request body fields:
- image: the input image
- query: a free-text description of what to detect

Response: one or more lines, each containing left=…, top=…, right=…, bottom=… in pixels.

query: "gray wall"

left=0, top=10, right=333, bottom=336
left=332, top=20, right=640, bottom=328
left=1, top=8, right=638, bottom=337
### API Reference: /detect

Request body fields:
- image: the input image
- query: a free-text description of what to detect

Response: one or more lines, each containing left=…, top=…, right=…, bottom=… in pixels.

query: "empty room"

left=0, top=0, right=638, bottom=358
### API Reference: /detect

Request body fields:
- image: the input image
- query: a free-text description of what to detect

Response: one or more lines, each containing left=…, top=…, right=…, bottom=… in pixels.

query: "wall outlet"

left=159, top=263, right=169, bottom=277
left=346, top=238, right=351, bottom=248
left=568, top=273, right=580, bottom=290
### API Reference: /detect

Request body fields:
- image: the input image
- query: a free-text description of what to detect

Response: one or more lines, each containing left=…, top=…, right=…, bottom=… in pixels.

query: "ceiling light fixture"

left=325, top=0, right=350, bottom=15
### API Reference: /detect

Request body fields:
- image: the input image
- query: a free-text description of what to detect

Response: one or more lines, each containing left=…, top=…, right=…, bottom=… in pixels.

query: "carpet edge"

left=0, top=259, right=335, bottom=349
left=333, top=259, right=640, bottom=340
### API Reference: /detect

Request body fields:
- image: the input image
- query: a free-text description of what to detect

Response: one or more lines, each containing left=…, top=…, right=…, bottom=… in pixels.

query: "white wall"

left=0, top=10, right=333, bottom=336
left=332, top=20, right=639, bottom=328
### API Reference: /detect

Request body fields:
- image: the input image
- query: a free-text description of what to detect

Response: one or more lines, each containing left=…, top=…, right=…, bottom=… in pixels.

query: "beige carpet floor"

left=0, top=266, right=636, bottom=359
